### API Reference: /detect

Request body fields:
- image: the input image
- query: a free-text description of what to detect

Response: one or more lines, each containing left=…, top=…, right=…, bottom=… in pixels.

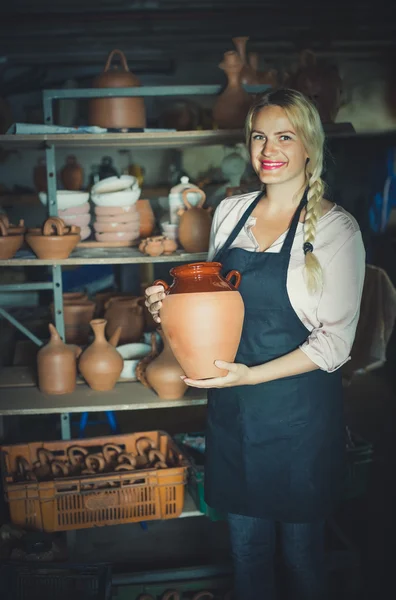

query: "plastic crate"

left=1, top=431, right=189, bottom=532
left=0, top=562, right=112, bottom=600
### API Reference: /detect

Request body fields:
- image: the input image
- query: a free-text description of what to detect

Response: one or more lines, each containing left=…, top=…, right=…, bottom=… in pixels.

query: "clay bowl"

left=94, top=231, right=139, bottom=242
left=94, top=205, right=138, bottom=216
left=117, top=343, right=151, bottom=379
left=26, top=218, right=81, bottom=259
left=39, top=190, right=89, bottom=211
left=93, top=221, right=140, bottom=234
left=0, top=231, right=24, bottom=259
left=94, top=211, right=139, bottom=224
left=91, top=188, right=141, bottom=207
left=59, top=202, right=90, bottom=217
left=61, top=213, right=91, bottom=228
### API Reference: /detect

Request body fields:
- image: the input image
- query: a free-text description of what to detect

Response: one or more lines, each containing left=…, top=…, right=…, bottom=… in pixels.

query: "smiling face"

left=249, top=105, right=309, bottom=190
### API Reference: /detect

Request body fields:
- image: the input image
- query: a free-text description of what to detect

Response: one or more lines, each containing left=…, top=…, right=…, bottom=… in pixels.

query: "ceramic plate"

left=91, top=175, right=138, bottom=195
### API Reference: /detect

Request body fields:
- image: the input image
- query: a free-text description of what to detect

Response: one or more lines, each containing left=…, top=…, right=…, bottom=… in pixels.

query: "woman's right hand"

left=144, top=285, right=165, bottom=323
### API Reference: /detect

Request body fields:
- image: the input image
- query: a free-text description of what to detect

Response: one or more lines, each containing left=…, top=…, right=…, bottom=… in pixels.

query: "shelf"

left=0, top=379, right=207, bottom=416
left=0, top=248, right=208, bottom=266
left=0, top=130, right=245, bottom=149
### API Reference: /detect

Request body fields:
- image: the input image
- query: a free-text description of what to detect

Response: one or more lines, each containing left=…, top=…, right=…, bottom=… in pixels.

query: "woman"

left=145, top=89, right=365, bottom=600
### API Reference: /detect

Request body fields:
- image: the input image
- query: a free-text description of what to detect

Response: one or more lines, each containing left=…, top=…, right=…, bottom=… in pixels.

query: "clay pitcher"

left=213, top=51, right=252, bottom=129
left=104, top=296, right=145, bottom=344
left=37, top=324, right=81, bottom=394
left=136, top=199, right=155, bottom=238
left=154, top=262, right=245, bottom=379
left=232, top=36, right=258, bottom=85
left=60, top=155, right=84, bottom=190
left=145, top=329, right=187, bottom=400
left=78, top=319, right=123, bottom=391
left=177, top=189, right=212, bottom=253
left=88, top=49, right=146, bottom=129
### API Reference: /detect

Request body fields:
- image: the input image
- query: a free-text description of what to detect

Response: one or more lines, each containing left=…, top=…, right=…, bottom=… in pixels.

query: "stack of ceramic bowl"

left=39, top=190, right=91, bottom=240
left=90, top=175, right=141, bottom=244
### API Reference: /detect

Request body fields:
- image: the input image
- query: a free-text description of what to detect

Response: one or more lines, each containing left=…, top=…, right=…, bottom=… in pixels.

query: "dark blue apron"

left=205, top=191, right=345, bottom=523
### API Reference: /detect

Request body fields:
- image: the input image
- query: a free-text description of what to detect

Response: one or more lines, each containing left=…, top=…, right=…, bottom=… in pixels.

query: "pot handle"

left=225, top=269, right=242, bottom=289
left=181, top=188, right=206, bottom=210
left=104, top=49, right=130, bottom=73
left=153, top=279, right=169, bottom=291
left=43, top=217, right=66, bottom=237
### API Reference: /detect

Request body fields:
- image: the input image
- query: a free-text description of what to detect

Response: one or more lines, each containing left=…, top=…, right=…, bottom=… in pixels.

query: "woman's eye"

left=280, top=135, right=291, bottom=141
left=252, top=134, right=265, bottom=141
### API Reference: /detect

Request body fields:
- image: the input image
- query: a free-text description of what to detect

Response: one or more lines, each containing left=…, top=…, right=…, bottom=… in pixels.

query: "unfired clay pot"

left=0, top=221, right=24, bottom=259
left=139, top=236, right=177, bottom=257
left=37, top=324, right=81, bottom=394
left=144, top=329, right=187, bottom=400
left=177, top=190, right=212, bottom=253
left=232, top=36, right=258, bottom=85
left=155, top=262, right=245, bottom=379
left=60, top=155, right=84, bottom=190
left=88, top=49, right=146, bottom=129
left=136, top=199, right=155, bottom=237
left=213, top=51, right=252, bottom=129
left=79, top=319, right=123, bottom=391
left=104, top=296, right=145, bottom=344
left=50, top=293, right=95, bottom=345
left=26, top=217, right=81, bottom=259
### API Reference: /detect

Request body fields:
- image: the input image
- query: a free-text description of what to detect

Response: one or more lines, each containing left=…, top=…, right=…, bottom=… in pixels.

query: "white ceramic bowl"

left=39, top=190, right=90, bottom=211
left=91, top=175, right=137, bottom=195
left=91, top=187, right=141, bottom=207
left=117, top=343, right=151, bottom=379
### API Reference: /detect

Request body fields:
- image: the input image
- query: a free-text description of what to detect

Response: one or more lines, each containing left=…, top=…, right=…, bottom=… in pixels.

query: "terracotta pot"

left=33, top=158, right=47, bottom=192
left=88, top=49, right=146, bottom=129
left=177, top=190, right=212, bottom=253
left=50, top=294, right=95, bottom=345
left=154, top=262, right=245, bottom=379
left=136, top=199, right=155, bottom=237
left=213, top=51, right=252, bottom=129
left=139, top=236, right=177, bottom=257
left=37, top=324, right=81, bottom=394
left=145, top=329, right=187, bottom=400
left=232, top=36, right=258, bottom=85
left=78, top=319, right=124, bottom=391
left=0, top=221, right=24, bottom=259
left=104, top=296, right=145, bottom=344
left=60, top=155, right=84, bottom=190
left=26, top=217, right=81, bottom=259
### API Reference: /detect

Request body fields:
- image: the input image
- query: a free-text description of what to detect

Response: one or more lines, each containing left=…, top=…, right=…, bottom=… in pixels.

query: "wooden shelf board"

left=0, top=378, right=207, bottom=416
left=0, top=248, right=208, bottom=266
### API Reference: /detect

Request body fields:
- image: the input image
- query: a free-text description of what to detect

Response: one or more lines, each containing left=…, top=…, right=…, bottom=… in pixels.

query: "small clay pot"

left=104, top=296, right=145, bottom=345
left=37, top=324, right=80, bottom=394
left=136, top=199, right=155, bottom=237
left=0, top=221, right=24, bottom=259
left=60, top=155, right=84, bottom=191
left=139, top=235, right=177, bottom=257
left=50, top=293, right=95, bottom=345
left=177, top=190, right=212, bottom=253
left=26, top=217, right=81, bottom=259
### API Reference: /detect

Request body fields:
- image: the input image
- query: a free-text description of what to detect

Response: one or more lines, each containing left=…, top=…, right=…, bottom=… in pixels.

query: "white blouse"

left=207, top=192, right=366, bottom=373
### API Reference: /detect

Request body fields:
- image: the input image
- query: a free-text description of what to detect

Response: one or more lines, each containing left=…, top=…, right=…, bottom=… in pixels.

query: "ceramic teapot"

left=168, top=176, right=206, bottom=225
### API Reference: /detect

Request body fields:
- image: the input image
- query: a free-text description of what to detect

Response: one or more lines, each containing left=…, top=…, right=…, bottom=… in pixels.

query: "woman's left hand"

left=182, top=360, right=252, bottom=388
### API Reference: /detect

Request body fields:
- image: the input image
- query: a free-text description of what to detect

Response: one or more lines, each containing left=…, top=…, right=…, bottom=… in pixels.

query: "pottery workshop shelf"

left=0, top=248, right=208, bottom=266
left=0, top=129, right=247, bottom=150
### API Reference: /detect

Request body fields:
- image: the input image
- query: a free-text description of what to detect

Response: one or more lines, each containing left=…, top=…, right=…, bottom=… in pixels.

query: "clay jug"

left=154, top=262, right=245, bottom=379
left=37, top=324, right=80, bottom=394
left=104, top=296, right=145, bottom=344
left=145, top=329, right=187, bottom=400
left=178, top=189, right=212, bottom=253
left=78, top=319, right=123, bottom=391
left=33, top=158, right=47, bottom=192
left=88, top=49, right=146, bottom=129
left=232, top=36, right=258, bottom=85
left=60, top=155, right=84, bottom=190
left=213, top=51, right=252, bottom=129
left=136, top=199, right=155, bottom=238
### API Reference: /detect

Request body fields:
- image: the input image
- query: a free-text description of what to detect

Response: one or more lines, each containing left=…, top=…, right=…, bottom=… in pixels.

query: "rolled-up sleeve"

left=299, top=231, right=366, bottom=372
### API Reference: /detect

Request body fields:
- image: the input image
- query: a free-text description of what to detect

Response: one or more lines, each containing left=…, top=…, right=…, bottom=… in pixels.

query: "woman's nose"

left=261, top=140, right=277, bottom=157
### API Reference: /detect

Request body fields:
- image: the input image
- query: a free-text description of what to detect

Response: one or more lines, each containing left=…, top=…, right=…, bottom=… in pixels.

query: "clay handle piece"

left=0, top=221, right=8, bottom=237
left=153, top=279, right=169, bottom=291
left=85, top=454, right=106, bottom=472
left=67, top=445, right=89, bottom=465
left=103, top=443, right=123, bottom=463
left=51, top=460, right=70, bottom=477
left=37, top=448, right=54, bottom=465
left=115, top=464, right=135, bottom=472
left=17, top=456, right=32, bottom=477
left=181, top=187, right=206, bottom=210
left=148, top=449, right=166, bottom=465
left=104, top=49, right=129, bottom=73
left=225, top=269, right=242, bottom=289
left=43, top=217, right=66, bottom=237
left=117, top=452, right=137, bottom=468
left=135, top=436, right=156, bottom=456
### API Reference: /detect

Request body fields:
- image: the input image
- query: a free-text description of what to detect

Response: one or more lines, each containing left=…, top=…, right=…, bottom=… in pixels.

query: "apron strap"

left=281, top=188, right=309, bottom=255
left=214, top=191, right=265, bottom=262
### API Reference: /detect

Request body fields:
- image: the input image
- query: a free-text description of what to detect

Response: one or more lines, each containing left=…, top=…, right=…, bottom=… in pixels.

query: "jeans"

left=228, top=513, right=327, bottom=600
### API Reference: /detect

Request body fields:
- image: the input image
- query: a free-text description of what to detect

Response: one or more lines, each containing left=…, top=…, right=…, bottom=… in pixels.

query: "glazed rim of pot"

left=170, top=262, right=222, bottom=275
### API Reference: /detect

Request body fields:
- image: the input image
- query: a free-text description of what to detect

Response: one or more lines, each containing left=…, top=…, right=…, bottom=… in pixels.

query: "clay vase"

left=37, top=324, right=81, bottom=394
left=0, top=221, right=24, bottom=259
left=88, top=49, right=146, bottom=129
left=60, top=155, right=84, bottom=190
left=154, top=262, right=245, bottom=379
left=232, top=36, right=258, bottom=85
left=78, top=319, right=123, bottom=391
left=178, top=189, right=212, bottom=253
left=104, top=296, right=145, bottom=344
left=145, top=329, right=187, bottom=400
left=136, top=199, right=155, bottom=238
left=213, top=51, right=252, bottom=129
left=33, top=158, right=47, bottom=192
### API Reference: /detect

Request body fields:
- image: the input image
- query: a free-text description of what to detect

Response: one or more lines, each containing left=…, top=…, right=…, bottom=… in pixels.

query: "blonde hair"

left=245, top=89, right=325, bottom=293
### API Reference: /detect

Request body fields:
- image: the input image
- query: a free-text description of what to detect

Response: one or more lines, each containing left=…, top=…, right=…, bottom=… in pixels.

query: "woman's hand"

left=182, top=360, right=252, bottom=388
left=144, top=285, right=165, bottom=323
